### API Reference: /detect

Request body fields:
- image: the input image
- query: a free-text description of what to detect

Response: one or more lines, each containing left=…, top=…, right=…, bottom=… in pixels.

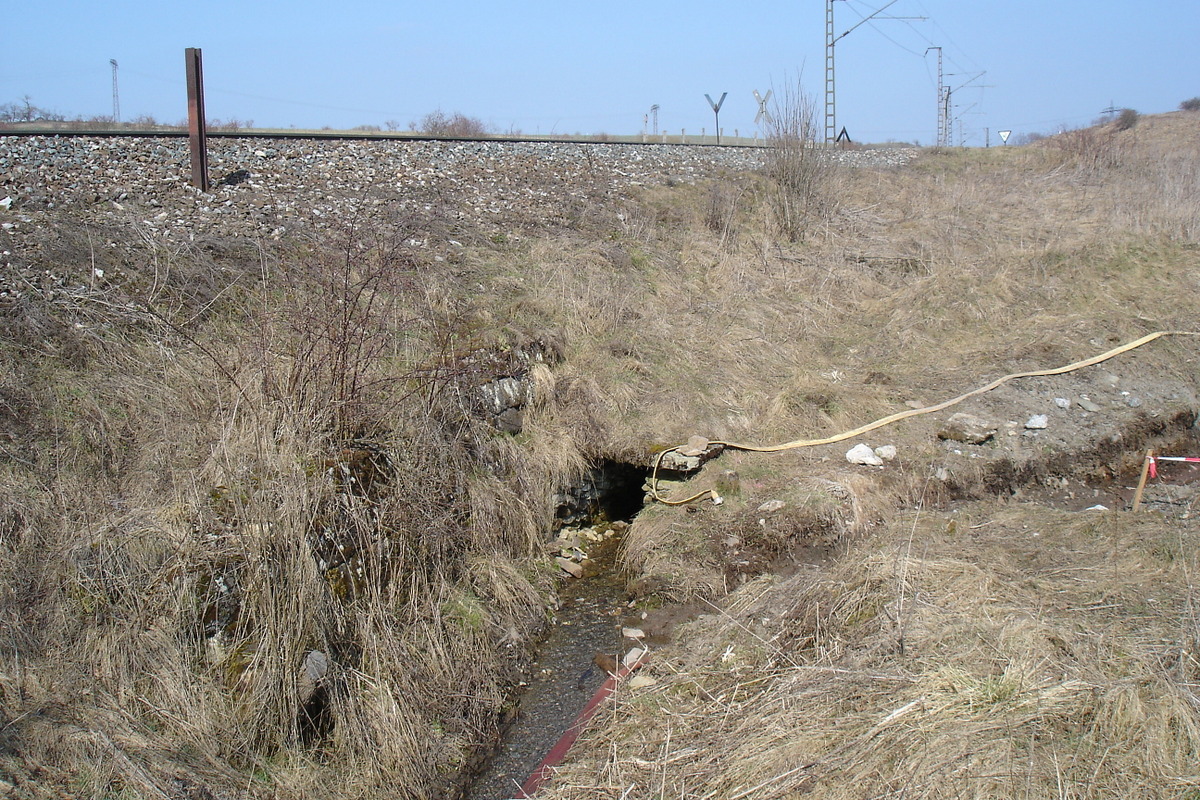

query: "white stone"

left=874, top=445, right=897, bottom=461
left=304, top=650, right=329, bottom=682
left=1054, top=397, right=1071, bottom=409
left=846, top=443, right=883, bottom=466
left=623, top=647, right=647, bottom=668
left=757, top=499, right=786, bottom=513
left=1025, top=414, right=1049, bottom=430
left=621, top=627, right=646, bottom=640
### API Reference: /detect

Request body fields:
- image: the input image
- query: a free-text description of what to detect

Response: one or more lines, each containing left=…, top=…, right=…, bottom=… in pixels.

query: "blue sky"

left=4, top=1, right=1198, bottom=145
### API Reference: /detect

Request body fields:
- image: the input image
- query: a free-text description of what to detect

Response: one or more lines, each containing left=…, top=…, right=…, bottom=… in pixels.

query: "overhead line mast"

left=110, top=59, right=120, bottom=123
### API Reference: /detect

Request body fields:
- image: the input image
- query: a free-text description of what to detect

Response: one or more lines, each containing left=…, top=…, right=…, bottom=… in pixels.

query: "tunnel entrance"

left=554, top=460, right=648, bottom=529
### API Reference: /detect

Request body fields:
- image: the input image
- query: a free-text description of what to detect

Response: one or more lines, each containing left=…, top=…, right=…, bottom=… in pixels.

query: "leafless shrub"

left=254, top=206, right=425, bottom=439
left=0, top=95, right=65, bottom=123
left=761, top=82, right=832, bottom=241
left=1013, top=131, right=1048, bottom=145
left=1113, top=108, right=1139, bottom=131
left=412, top=110, right=491, bottom=138
left=1180, top=97, right=1200, bottom=112
left=0, top=200, right=565, bottom=797
left=204, top=117, right=253, bottom=131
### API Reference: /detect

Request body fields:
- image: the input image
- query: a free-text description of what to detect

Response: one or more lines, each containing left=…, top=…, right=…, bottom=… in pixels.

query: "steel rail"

left=0, top=127, right=767, bottom=148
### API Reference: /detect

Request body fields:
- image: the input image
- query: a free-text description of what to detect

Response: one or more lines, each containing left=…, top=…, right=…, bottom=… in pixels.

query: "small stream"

left=465, top=534, right=633, bottom=800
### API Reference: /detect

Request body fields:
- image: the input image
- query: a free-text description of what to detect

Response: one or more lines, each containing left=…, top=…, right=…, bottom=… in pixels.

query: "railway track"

left=0, top=124, right=766, bottom=148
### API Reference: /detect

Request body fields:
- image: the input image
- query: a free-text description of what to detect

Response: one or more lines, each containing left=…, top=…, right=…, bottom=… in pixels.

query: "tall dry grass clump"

left=541, top=504, right=1200, bottom=799
left=0, top=204, right=587, bottom=798
left=1049, top=123, right=1130, bottom=173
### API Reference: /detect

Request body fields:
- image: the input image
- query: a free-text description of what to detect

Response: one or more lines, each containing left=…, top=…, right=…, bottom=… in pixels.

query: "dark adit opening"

left=554, top=460, right=649, bottom=528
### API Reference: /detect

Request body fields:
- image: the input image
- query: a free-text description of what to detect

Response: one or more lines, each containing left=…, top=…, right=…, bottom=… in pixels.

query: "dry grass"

left=0, top=211, right=578, bottom=798
left=541, top=503, right=1200, bottom=799
left=3, top=113, right=1200, bottom=798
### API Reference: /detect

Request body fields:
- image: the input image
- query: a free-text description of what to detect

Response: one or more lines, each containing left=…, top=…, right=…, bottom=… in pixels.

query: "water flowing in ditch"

left=465, top=462, right=651, bottom=800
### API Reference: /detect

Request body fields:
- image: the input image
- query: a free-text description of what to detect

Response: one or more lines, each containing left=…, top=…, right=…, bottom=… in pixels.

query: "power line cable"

left=910, top=0, right=984, bottom=73
left=842, top=0, right=928, bottom=57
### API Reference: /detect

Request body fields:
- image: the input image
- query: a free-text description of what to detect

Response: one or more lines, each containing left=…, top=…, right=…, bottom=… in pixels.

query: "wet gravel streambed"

left=466, top=535, right=635, bottom=800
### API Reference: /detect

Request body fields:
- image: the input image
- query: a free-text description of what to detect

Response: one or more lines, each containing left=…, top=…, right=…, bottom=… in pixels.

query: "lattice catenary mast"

left=110, top=59, right=120, bottom=123
left=926, top=47, right=948, bottom=148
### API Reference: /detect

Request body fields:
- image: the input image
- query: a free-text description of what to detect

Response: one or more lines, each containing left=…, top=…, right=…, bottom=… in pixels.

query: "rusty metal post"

left=185, top=47, right=209, bottom=191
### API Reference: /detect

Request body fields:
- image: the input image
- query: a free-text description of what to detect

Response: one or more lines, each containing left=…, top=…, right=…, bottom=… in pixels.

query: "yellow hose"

left=649, top=331, right=1200, bottom=506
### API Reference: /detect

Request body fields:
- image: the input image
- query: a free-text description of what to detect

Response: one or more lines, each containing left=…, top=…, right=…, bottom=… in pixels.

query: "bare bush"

left=761, top=82, right=831, bottom=241
left=412, top=109, right=490, bottom=138
left=206, top=117, right=253, bottom=131
left=0, top=95, right=65, bottom=123
left=254, top=205, right=424, bottom=439
left=1180, top=97, right=1200, bottom=112
left=1113, top=108, right=1139, bottom=131
left=704, top=183, right=743, bottom=250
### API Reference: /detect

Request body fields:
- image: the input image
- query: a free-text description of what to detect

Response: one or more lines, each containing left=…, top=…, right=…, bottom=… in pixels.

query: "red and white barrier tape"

left=1147, top=455, right=1200, bottom=479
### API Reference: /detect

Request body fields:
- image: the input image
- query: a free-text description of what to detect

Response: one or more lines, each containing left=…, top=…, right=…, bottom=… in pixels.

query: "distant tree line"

left=0, top=95, right=67, bottom=123
left=0, top=96, right=253, bottom=130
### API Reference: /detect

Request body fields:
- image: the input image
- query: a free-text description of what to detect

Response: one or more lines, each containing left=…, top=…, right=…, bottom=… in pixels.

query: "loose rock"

left=846, top=443, right=884, bottom=466
left=938, top=412, right=997, bottom=444
left=555, top=557, right=584, bottom=578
